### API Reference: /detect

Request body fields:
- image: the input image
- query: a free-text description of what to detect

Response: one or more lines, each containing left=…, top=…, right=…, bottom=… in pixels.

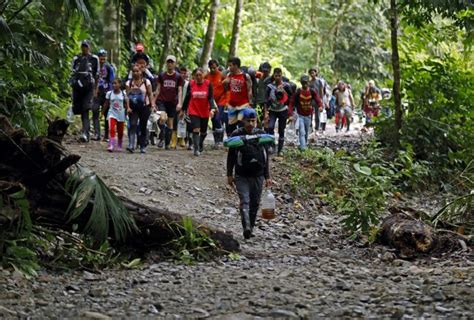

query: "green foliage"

left=376, top=35, right=474, bottom=180
left=431, top=160, right=474, bottom=235
left=0, top=183, right=39, bottom=278
left=286, top=140, right=430, bottom=235
left=66, top=165, right=139, bottom=245
left=167, top=217, right=217, bottom=265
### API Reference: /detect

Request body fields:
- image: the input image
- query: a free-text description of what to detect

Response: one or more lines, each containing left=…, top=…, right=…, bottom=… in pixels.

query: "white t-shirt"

left=106, top=90, right=127, bottom=122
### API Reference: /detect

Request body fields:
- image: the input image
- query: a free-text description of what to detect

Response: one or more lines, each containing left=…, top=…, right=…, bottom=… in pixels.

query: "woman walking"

left=182, top=68, right=216, bottom=156
left=126, top=65, right=155, bottom=153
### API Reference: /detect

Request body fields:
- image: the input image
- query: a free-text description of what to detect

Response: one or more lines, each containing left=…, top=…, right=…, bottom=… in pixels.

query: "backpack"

left=73, top=55, right=94, bottom=89
left=128, top=80, right=146, bottom=110
left=237, top=136, right=267, bottom=175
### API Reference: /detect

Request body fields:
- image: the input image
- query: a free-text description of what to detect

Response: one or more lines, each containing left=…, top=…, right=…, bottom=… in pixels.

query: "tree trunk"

left=159, top=0, right=184, bottom=69
left=103, top=0, right=121, bottom=67
left=174, top=0, right=196, bottom=58
left=200, top=0, right=220, bottom=70
left=228, top=0, right=243, bottom=59
left=390, top=0, right=402, bottom=148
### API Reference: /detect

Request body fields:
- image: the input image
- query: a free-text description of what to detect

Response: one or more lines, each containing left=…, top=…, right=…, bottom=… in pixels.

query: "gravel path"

left=0, top=123, right=472, bottom=319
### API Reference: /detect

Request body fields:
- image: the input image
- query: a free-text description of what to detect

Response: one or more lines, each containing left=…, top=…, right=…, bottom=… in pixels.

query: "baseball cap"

left=242, top=108, right=257, bottom=119
left=166, top=55, right=177, bottom=62
left=98, top=49, right=107, bottom=57
left=135, top=43, right=144, bottom=52
left=368, top=80, right=375, bottom=86
left=81, top=40, right=90, bottom=47
left=300, top=75, right=310, bottom=83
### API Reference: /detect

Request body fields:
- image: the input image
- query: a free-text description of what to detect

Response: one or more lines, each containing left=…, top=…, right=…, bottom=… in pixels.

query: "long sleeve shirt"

left=226, top=127, right=270, bottom=179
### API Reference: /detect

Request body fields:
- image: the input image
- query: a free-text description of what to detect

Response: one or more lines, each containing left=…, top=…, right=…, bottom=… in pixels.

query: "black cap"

left=81, top=40, right=90, bottom=47
left=300, top=75, right=310, bottom=83
left=259, top=62, right=272, bottom=72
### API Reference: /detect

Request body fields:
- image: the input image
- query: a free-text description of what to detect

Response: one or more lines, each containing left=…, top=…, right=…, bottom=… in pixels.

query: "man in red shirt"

left=153, top=55, right=183, bottom=149
left=223, top=57, right=253, bottom=134
left=290, top=75, right=322, bottom=150
left=205, top=59, right=229, bottom=147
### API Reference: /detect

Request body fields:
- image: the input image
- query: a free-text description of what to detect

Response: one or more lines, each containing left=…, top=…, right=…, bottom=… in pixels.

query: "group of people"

left=71, top=41, right=372, bottom=156
left=70, top=40, right=384, bottom=239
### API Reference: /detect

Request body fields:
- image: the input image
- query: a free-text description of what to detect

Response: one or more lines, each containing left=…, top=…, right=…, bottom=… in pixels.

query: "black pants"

left=129, top=105, right=151, bottom=149
left=92, top=91, right=107, bottom=138
left=72, top=86, right=94, bottom=138
left=266, top=109, right=288, bottom=153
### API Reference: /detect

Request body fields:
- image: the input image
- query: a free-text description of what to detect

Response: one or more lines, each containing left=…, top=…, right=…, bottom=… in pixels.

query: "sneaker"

left=126, top=146, right=134, bottom=153
left=193, top=150, right=200, bottom=156
left=79, top=134, right=89, bottom=143
left=165, top=144, right=170, bottom=150
left=91, top=134, right=100, bottom=141
left=157, top=140, right=164, bottom=148
left=140, top=147, right=146, bottom=154
left=243, top=229, right=251, bottom=239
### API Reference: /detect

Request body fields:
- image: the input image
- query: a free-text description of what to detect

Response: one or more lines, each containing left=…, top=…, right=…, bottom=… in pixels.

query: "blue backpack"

left=128, top=80, right=145, bottom=109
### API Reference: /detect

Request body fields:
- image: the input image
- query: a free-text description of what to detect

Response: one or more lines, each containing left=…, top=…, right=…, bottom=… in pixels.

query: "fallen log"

left=379, top=212, right=466, bottom=258
left=0, top=115, right=239, bottom=254
left=120, top=197, right=240, bottom=252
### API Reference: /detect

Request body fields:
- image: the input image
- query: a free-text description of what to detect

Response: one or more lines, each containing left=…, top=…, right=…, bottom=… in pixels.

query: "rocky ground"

left=0, top=120, right=472, bottom=319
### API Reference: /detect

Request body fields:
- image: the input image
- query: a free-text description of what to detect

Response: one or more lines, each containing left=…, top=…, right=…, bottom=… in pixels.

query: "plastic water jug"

left=261, top=189, right=276, bottom=220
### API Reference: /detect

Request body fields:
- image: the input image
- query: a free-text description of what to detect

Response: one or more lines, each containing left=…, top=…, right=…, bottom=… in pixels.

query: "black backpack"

left=73, top=55, right=94, bottom=89
left=237, top=136, right=267, bottom=175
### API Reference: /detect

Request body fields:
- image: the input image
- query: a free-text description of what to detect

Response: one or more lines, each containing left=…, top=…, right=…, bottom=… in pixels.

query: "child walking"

left=105, top=79, right=129, bottom=152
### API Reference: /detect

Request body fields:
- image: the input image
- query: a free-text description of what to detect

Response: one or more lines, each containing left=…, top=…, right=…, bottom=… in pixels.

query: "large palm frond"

left=66, top=165, right=138, bottom=245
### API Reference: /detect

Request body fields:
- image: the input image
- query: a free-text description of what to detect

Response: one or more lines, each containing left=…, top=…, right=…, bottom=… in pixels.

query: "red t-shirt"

left=228, top=73, right=249, bottom=107
left=188, top=80, right=212, bottom=118
left=157, top=71, right=183, bottom=104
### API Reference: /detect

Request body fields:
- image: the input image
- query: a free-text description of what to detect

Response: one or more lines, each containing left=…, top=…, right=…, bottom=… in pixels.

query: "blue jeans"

left=298, top=115, right=311, bottom=150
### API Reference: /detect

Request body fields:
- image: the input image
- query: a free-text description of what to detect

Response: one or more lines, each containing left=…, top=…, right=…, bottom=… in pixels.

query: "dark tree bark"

left=103, top=0, right=121, bottom=66
left=228, top=0, right=243, bottom=59
left=200, top=0, right=220, bottom=69
left=390, top=0, right=402, bottom=148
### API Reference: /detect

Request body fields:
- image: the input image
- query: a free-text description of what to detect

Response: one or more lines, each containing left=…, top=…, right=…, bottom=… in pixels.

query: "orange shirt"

left=205, top=71, right=229, bottom=106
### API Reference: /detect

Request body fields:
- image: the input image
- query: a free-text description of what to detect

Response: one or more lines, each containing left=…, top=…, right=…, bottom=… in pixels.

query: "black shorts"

left=158, top=101, right=177, bottom=119
left=190, top=115, right=208, bottom=133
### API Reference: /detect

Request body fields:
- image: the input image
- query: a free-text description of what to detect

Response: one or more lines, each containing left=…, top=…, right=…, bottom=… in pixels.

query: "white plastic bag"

left=177, top=119, right=187, bottom=138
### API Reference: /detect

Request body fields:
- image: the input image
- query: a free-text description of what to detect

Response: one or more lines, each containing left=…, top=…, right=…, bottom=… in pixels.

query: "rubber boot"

left=240, top=208, right=252, bottom=239
left=249, top=209, right=257, bottom=237
left=158, top=124, right=165, bottom=148
left=187, top=133, right=193, bottom=150
left=199, top=134, right=207, bottom=153
left=170, top=130, right=178, bottom=149
left=277, top=138, right=284, bottom=156
left=165, top=127, right=172, bottom=150
left=178, top=137, right=186, bottom=148
left=127, top=133, right=135, bottom=153
left=212, top=132, right=219, bottom=148
left=117, top=138, right=123, bottom=151
left=192, top=132, right=200, bottom=156
left=107, top=137, right=115, bottom=152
